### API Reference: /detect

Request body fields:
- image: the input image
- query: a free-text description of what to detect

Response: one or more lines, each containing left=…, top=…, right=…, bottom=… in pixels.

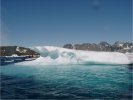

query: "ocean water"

left=1, top=64, right=133, bottom=100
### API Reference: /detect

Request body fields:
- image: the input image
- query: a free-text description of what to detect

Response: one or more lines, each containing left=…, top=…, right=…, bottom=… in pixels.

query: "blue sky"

left=1, top=0, right=132, bottom=47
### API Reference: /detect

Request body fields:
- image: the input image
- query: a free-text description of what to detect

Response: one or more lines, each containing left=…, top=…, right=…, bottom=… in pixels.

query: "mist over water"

left=1, top=64, right=133, bottom=99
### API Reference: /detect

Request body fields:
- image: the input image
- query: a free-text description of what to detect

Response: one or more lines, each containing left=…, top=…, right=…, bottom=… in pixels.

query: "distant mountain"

left=63, top=41, right=133, bottom=53
left=0, top=46, right=40, bottom=57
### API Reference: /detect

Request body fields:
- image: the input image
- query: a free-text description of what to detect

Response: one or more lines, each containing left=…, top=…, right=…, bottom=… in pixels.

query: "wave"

left=16, top=46, right=132, bottom=66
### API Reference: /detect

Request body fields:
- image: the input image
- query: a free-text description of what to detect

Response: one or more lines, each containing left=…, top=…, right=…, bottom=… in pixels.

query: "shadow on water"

left=1, top=75, right=77, bottom=99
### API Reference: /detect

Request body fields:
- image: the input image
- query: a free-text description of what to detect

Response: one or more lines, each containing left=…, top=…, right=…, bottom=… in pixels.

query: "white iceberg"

left=16, top=46, right=132, bottom=66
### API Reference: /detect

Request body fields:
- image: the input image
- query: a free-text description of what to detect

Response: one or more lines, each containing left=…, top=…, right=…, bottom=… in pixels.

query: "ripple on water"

left=1, top=64, right=133, bottom=99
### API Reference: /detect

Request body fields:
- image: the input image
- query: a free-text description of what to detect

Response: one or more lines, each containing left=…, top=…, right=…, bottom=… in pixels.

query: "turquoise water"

left=1, top=64, right=133, bottom=99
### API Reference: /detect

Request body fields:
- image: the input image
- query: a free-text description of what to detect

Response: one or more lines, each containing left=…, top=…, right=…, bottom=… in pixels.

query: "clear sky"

left=1, top=0, right=132, bottom=47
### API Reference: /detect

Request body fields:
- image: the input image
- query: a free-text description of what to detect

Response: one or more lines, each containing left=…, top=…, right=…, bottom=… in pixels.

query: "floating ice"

left=16, top=46, right=132, bottom=66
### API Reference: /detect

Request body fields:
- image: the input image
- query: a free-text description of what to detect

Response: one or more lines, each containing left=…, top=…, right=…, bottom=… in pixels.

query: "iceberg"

left=16, top=46, right=132, bottom=66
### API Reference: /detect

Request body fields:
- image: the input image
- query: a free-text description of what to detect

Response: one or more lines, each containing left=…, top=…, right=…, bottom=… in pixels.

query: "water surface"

left=1, top=64, right=133, bottom=99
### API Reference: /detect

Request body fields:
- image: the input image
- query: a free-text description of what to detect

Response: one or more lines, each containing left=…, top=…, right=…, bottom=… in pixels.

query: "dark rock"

left=63, top=44, right=73, bottom=49
left=63, top=41, right=133, bottom=53
left=0, top=46, right=40, bottom=57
